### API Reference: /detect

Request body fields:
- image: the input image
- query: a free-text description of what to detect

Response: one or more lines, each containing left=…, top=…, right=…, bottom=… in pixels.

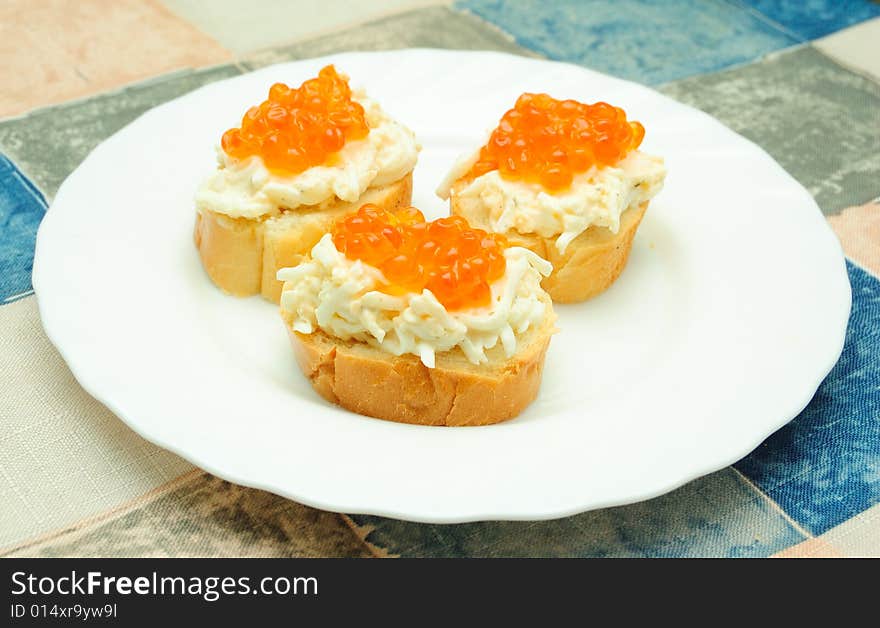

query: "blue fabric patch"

left=734, top=0, right=880, bottom=40
left=736, top=261, right=880, bottom=535
left=0, top=154, right=47, bottom=304
left=350, top=469, right=805, bottom=557
left=456, top=0, right=798, bottom=85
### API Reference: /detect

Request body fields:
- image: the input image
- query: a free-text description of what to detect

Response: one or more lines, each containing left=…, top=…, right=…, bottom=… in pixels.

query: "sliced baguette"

left=194, top=173, right=412, bottom=303
left=283, top=293, right=555, bottom=426
left=449, top=178, right=647, bottom=303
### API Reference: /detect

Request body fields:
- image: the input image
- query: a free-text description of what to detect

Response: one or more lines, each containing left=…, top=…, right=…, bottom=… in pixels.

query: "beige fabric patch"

left=816, top=17, right=880, bottom=82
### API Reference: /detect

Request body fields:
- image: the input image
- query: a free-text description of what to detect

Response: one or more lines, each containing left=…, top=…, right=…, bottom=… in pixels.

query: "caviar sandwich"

left=438, top=93, right=665, bottom=303
left=277, top=204, right=556, bottom=426
left=195, top=66, right=419, bottom=302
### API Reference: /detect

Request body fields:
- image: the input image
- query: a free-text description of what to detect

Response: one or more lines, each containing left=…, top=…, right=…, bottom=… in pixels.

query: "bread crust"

left=449, top=179, right=647, bottom=303
left=194, top=173, right=413, bottom=303
left=285, top=298, right=555, bottom=426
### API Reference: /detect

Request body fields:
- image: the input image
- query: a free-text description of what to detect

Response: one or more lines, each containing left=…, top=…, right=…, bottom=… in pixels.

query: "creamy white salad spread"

left=195, top=93, right=419, bottom=219
left=438, top=149, right=666, bottom=254
left=278, top=234, right=552, bottom=368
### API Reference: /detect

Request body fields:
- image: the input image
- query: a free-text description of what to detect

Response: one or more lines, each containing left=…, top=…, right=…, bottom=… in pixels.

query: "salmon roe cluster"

left=332, top=205, right=508, bottom=310
left=468, top=92, right=646, bottom=192
left=220, top=65, right=369, bottom=175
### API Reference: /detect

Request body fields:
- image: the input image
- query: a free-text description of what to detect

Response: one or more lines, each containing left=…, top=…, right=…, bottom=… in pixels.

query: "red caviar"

left=220, top=65, right=369, bottom=175
left=332, top=205, right=508, bottom=311
left=468, top=92, right=645, bottom=192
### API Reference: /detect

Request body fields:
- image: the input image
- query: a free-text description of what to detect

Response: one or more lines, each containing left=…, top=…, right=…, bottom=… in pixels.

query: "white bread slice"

left=449, top=177, right=647, bottom=303
left=283, top=292, right=555, bottom=426
left=194, top=173, right=412, bottom=303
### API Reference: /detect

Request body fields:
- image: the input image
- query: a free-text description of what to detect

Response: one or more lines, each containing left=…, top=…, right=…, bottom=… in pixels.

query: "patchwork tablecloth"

left=2, top=0, right=878, bottom=558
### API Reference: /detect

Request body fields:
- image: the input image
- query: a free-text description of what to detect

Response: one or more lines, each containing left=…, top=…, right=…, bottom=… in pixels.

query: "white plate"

left=33, top=50, right=850, bottom=523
